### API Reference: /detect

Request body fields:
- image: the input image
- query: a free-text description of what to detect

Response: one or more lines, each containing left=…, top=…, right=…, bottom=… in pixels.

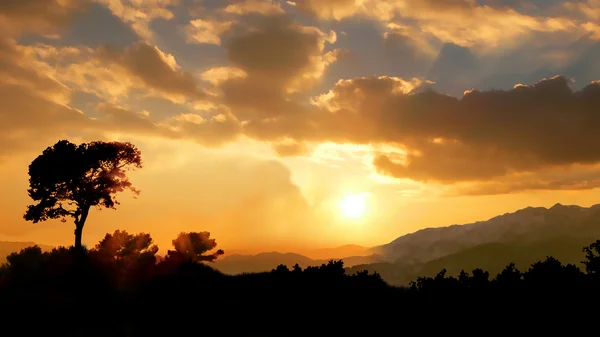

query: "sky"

left=1, top=0, right=600, bottom=254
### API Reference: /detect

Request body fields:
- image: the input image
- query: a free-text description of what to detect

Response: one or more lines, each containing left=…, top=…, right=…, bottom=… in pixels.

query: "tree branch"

left=57, top=203, right=76, bottom=216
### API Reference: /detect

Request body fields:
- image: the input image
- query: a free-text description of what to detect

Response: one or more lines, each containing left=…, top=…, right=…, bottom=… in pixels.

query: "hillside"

left=350, top=203, right=600, bottom=286
left=212, top=252, right=385, bottom=275
left=304, top=244, right=370, bottom=260
left=371, top=203, right=600, bottom=263
left=349, top=236, right=597, bottom=286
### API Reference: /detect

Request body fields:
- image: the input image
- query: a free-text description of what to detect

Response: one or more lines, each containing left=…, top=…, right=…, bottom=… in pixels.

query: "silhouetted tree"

left=470, top=268, right=490, bottom=288
left=24, top=140, right=142, bottom=250
left=319, top=260, right=345, bottom=277
left=168, top=231, right=224, bottom=262
left=524, top=256, right=584, bottom=288
left=495, top=262, right=522, bottom=287
left=582, top=239, right=600, bottom=276
left=273, top=264, right=290, bottom=274
left=93, top=230, right=158, bottom=261
left=2, top=246, right=45, bottom=282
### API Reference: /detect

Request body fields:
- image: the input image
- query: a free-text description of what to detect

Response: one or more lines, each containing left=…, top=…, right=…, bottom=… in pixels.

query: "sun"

left=339, top=193, right=369, bottom=219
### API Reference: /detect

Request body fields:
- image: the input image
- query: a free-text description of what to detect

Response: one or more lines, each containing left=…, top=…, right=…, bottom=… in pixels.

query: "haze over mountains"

left=0, top=242, right=54, bottom=263
left=3, top=203, right=600, bottom=286
left=214, top=203, right=600, bottom=279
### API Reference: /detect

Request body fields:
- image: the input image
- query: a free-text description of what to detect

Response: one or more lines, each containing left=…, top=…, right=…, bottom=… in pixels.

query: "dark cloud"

left=242, top=75, right=600, bottom=188
left=0, top=0, right=89, bottom=37
left=214, top=14, right=339, bottom=119
left=98, top=42, right=207, bottom=102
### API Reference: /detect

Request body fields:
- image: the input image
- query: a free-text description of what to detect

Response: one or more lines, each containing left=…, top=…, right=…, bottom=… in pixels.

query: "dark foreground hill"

left=2, top=241, right=600, bottom=336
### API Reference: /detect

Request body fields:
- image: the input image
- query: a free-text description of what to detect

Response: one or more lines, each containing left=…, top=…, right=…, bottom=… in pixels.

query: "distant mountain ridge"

left=370, top=203, right=600, bottom=264
left=348, top=203, right=600, bottom=285
left=5, top=203, right=600, bottom=281
left=212, top=252, right=385, bottom=275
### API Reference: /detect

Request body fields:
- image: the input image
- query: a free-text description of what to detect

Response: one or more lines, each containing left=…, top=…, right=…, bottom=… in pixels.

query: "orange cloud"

left=95, top=0, right=176, bottom=40
left=0, top=0, right=87, bottom=38
left=239, top=75, right=600, bottom=194
left=29, top=41, right=208, bottom=104
left=98, top=42, right=208, bottom=102
left=293, top=0, right=595, bottom=52
left=185, top=19, right=236, bottom=45
left=200, top=15, right=343, bottom=121
left=222, top=0, right=286, bottom=16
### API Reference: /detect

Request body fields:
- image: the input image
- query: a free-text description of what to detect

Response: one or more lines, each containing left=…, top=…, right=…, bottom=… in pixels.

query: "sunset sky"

left=1, top=0, right=600, bottom=254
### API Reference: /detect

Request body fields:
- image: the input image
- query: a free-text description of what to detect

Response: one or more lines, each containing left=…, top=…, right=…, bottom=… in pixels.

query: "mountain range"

left=211, top=203, right=600, bottom=279
left=3, top=203, right=600, bottom=286
left=212, top=252, right=385, bottom=275
left=352, top=203, right=600, bottom=285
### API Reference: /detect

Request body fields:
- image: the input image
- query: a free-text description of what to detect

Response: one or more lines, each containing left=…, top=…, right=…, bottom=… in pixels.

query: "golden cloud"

left=293, top=0, right=597, bottom=52
left=240, top=75, right=600, bottom=194
left=222, top=0, right=286, bottom=16
left=94, top=0, right=176, bottom=40
left=185, top=19, right=236, bottom=45
left=210, top=16, right=342, bottom=119
left=0, top=0, right=88, bottom=38
left=31, top=41, right=208, bottom=104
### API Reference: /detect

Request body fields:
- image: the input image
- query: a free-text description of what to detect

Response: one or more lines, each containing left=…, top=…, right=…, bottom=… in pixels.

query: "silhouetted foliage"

left=582, top=239, right=600, bottom=276
left=4, top=234, right=600, bottom=336
left=13, top=140, right=600, bottom=335
left=167, top=231, right=224, bottom=262
left=24, top=140, right=142, bottom=249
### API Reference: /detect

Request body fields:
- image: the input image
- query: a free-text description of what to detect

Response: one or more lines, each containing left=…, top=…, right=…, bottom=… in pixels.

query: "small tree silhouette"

left=582, top=239, right=600, bottom=276
left=94, top=230, right=158, bottom=262
left=24, top=140, right=142, bottom=250
left=168, top=232, right=224, bottom=262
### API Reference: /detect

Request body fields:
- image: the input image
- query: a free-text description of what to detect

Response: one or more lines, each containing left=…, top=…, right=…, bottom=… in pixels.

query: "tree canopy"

left=24, top=140, right=142, bottom=249
left=169, top=231, right=224, bottom=262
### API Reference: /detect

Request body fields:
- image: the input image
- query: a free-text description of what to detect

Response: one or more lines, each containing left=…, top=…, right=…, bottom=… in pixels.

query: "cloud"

left=94, top=102, right=162, bottom=134
left=208, top=15, right=342, bottom=120
left=4, top=0, right=600, bottom=198
left=240, top=75, right=600, bottom=192
left=0, top=36, right=234, bottom=158
left=292, top=0, right=596, bottom=52
left=448, top=164, right=600, bottom=196
left=185, top=19, right=235, bottom=45
left=201, top=66, right=248, bottom=86
left=291, top=0, right=358, bottom=21
left=94, top=0, right=176, bottom=40
left=0, top=0, right=88, bottom=38
left=29, top=41, right=208, bottom=104
left=97, top=42, right=208, bottom=102
left=0, top=38, right=89, bottom=159
left=272, top=141, right=310, bottom=157
left=165, top=109, right=242, bottom=147
left=222, top=0, right=286, bottom=16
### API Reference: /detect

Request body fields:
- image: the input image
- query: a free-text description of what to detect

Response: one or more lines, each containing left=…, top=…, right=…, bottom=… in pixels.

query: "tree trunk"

left=73, top=205, right=91, bottom=250
left=74, top=226, right=83, bottom=250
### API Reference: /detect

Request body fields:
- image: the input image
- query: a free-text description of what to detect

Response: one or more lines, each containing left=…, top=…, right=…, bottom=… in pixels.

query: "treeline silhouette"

left=1, top=233, right=600, bottom=336
left=3, top=139, right=598, bottom=336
